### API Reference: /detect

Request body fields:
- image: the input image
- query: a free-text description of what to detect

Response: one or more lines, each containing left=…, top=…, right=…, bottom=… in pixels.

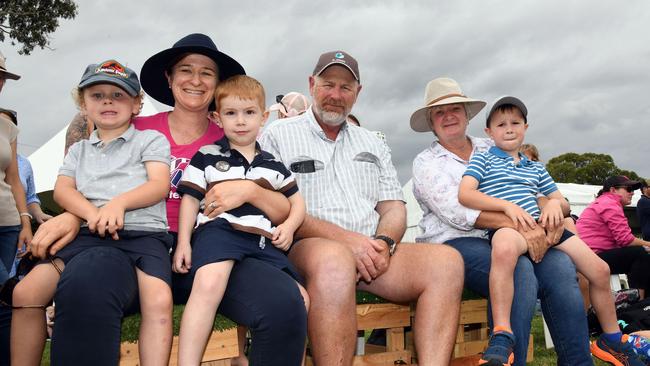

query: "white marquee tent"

left=402, top=180, right=642, bottom=242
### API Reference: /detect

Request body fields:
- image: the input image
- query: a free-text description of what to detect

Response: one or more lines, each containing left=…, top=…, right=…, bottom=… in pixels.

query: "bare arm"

left=630, top=237, right=650, bottom=247
left=459, top=175, right=537, bottom=230
left=173, top=194, right=200, bottom=273
left=203, top=180, right=290, bottom=224
left=53, top=175, right=99, bottom=222
left=30, top=212, right=82, bottom=258
left=271, top=193, right=306, bottom=251
left=6, top=140, right=32, bottom=248
left=109, top=161, right=169, bottom=210
left=93, top=161, right=170, bottom=238
left=64, top=113, right=91, bottom=154
left=475, top=210, right=549, bottom=262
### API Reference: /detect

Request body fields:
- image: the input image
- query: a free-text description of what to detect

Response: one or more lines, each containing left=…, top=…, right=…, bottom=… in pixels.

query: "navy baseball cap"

left=78, top=60, right=141, bottom=97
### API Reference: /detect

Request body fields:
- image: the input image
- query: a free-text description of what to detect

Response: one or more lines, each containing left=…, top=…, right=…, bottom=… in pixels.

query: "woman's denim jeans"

left=0, top=225, right=20, bottom=284
left=446, top=236, right=593, bottom=366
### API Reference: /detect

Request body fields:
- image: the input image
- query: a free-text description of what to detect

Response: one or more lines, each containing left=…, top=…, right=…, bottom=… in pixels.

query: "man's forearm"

left=374, top=201, right=406, bottom=243
left=295, top=214, right=350, bottom=241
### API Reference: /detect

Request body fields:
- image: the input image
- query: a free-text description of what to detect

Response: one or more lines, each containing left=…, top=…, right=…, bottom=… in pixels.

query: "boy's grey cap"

left=78, top=60, right=141, bottom=97
left=486, top=95, right=528, bottom=126
left=313, top=51, right=360, bottom=81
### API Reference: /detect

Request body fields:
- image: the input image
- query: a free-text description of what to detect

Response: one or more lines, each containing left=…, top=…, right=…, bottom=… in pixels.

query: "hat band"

left=426, top=93, right=467, bottom=107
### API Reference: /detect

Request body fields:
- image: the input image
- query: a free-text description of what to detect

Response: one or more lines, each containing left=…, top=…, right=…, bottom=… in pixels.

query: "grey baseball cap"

left=78, top=60, right=141, bottom=96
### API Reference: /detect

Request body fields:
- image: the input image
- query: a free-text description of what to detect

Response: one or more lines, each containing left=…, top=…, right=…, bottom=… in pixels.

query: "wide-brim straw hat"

left=410, top=77, right=486, bottom=133
left=0, top=52, right=21, bottom=80
left=140, top=33, right=245, bottom=111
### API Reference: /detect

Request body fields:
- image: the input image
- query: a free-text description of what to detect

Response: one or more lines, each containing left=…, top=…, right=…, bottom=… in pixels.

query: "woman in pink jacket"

left=577, top=176, right=650, bottom=298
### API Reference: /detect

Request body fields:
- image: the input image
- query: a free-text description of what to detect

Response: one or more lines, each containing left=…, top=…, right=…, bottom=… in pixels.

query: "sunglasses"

left=615, top=186, right=636, bottom=193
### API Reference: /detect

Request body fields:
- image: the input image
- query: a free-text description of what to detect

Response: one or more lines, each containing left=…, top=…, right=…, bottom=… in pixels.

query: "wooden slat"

left=353, top=350, right=411, bottom=366
left=386, top=327, right=405, bottom=352
left=458, top=300, right=488, bottom=325
left=120, top=328, right=238, bottom=365
left=356, top=303, right=410, bottom=330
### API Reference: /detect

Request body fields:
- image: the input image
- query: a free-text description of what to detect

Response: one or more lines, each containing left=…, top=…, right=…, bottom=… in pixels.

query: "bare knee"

left=589, top=259, right=612, bottom=288
left=298, top=284, right=310, bottom=312
left=301, top=243, right=356, bottom=292
left=13, top=278, right=48, bottom=306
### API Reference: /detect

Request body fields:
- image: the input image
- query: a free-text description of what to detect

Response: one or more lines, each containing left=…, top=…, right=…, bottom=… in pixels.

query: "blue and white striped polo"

left=177, top=136, right=298, bottom=238
left=463, top=146, right=557, bottom=219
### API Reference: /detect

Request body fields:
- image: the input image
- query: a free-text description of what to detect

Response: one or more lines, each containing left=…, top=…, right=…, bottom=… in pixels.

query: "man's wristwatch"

left=373, top=235, right=397, bottom=256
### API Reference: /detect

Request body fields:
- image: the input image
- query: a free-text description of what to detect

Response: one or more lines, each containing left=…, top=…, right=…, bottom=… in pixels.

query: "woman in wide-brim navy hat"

left=31, top=33, right=307, bottom=366
left=137, top=33, right=307, bottom=366
left=140, top=32, right=245, bottom=110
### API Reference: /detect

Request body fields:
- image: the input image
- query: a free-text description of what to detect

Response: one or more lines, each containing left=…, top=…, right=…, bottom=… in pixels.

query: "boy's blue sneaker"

left=626, top=334, right=650, bottom=364
left=591, top=334, right=645, bottom=366
left=479, top=328, right=515, bottom=366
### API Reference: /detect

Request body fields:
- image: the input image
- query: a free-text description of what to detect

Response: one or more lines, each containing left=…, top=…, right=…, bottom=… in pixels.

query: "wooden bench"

left=119, top=305, right=238, bottom=365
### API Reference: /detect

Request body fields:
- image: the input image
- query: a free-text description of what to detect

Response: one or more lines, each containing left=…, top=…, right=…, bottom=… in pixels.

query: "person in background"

left=268, top=91, right=310, bottom=119
left=0, top=109, right=51, bottom=224
left=346, top=113, right=360, bottom=126
left=636, top=180, right=650, bottom=241
left=0, top=50, right=31, bottom=366
left=577, top=175, right=650, bottom=299
left=519, top=143, right=539, bottom=162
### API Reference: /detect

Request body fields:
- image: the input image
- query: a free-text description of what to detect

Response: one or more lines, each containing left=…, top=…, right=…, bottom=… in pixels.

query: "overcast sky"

left=1, top=0, right=649, bottom=184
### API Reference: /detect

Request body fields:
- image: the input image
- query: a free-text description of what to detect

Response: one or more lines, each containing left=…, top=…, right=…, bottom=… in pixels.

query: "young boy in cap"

left=11, top=60, right=174, bottom=366
left=172, top=75, right=308, bottom=365
left=458, top=96, right=644, bottom=366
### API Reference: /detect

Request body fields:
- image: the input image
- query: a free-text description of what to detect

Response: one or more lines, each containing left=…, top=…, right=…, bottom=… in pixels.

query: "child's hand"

left=272, top=224, right=294, bottom=251
left=504, top=203, right=536, bottom=230
left=539, top=199, right=564, bottom=231
left=89, top=200, right=125, bottom=240
left=172, top=243, right=192, bottom=274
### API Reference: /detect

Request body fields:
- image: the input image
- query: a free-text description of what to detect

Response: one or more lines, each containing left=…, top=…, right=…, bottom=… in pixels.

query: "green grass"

left=530, top=315, right=608, bottom=365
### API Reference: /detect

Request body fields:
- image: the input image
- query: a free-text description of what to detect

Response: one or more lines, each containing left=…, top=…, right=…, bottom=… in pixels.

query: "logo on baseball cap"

left=78, top=60, right=141, bottom=97
left=312, top=50, right=360, bottom=81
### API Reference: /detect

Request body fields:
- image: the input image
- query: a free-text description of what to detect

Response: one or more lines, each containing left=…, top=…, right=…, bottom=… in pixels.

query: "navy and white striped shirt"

left=463, top=146, right=557, bottom=219
left=177, top=136, right=298, bottom=238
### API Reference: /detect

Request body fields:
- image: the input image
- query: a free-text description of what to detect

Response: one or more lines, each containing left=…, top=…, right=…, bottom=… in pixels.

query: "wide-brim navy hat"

left=140, top=33, right=245, bottom=110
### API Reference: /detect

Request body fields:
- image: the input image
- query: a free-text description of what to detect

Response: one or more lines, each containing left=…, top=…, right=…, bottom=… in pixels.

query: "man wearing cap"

left=260, top=51, right=464, bottom=365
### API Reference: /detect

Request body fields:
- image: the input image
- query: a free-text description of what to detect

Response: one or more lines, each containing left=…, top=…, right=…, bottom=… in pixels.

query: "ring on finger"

left=209, top=202, right=217, bottom=209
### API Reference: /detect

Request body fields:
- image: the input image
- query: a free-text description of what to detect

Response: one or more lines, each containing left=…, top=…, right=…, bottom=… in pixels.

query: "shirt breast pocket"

left=352, top=152, right=381, bottom=202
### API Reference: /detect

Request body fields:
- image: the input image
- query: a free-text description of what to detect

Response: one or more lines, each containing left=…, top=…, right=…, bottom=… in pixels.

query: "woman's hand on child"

left=89, top=201, right=124, bottom=240
left=172, top=244, right=192, bottom=273
left=272, top=224, right=293, bottom=251
left=504, top=203, right=536, bottom=230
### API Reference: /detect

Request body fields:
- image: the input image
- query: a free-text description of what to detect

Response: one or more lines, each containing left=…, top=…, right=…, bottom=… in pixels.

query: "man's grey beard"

left=314, top=105, right=347, bottom=126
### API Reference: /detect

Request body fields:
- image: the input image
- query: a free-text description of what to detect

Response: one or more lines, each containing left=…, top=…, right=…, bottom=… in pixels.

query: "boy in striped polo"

left=458, top=96, right=643, bottom=366
left=173, top=75, right=308, bottom=365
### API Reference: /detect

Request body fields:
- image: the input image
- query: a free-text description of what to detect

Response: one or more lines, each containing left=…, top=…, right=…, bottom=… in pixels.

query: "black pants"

left=1, top=245, right=306, bottom=366
left=598, top=245, right=650, bottom=293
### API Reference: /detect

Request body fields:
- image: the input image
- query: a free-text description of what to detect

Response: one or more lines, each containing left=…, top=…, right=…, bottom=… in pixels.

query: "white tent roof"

left=402, top=179, right=641, bottom=242
left=28, top=97, right=160, bottom=193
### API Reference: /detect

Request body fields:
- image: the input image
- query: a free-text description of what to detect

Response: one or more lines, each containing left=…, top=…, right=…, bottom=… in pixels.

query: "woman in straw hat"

left=28, top=34, right=306, bottom=366
left=409, top=78, right=592, bottom=365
